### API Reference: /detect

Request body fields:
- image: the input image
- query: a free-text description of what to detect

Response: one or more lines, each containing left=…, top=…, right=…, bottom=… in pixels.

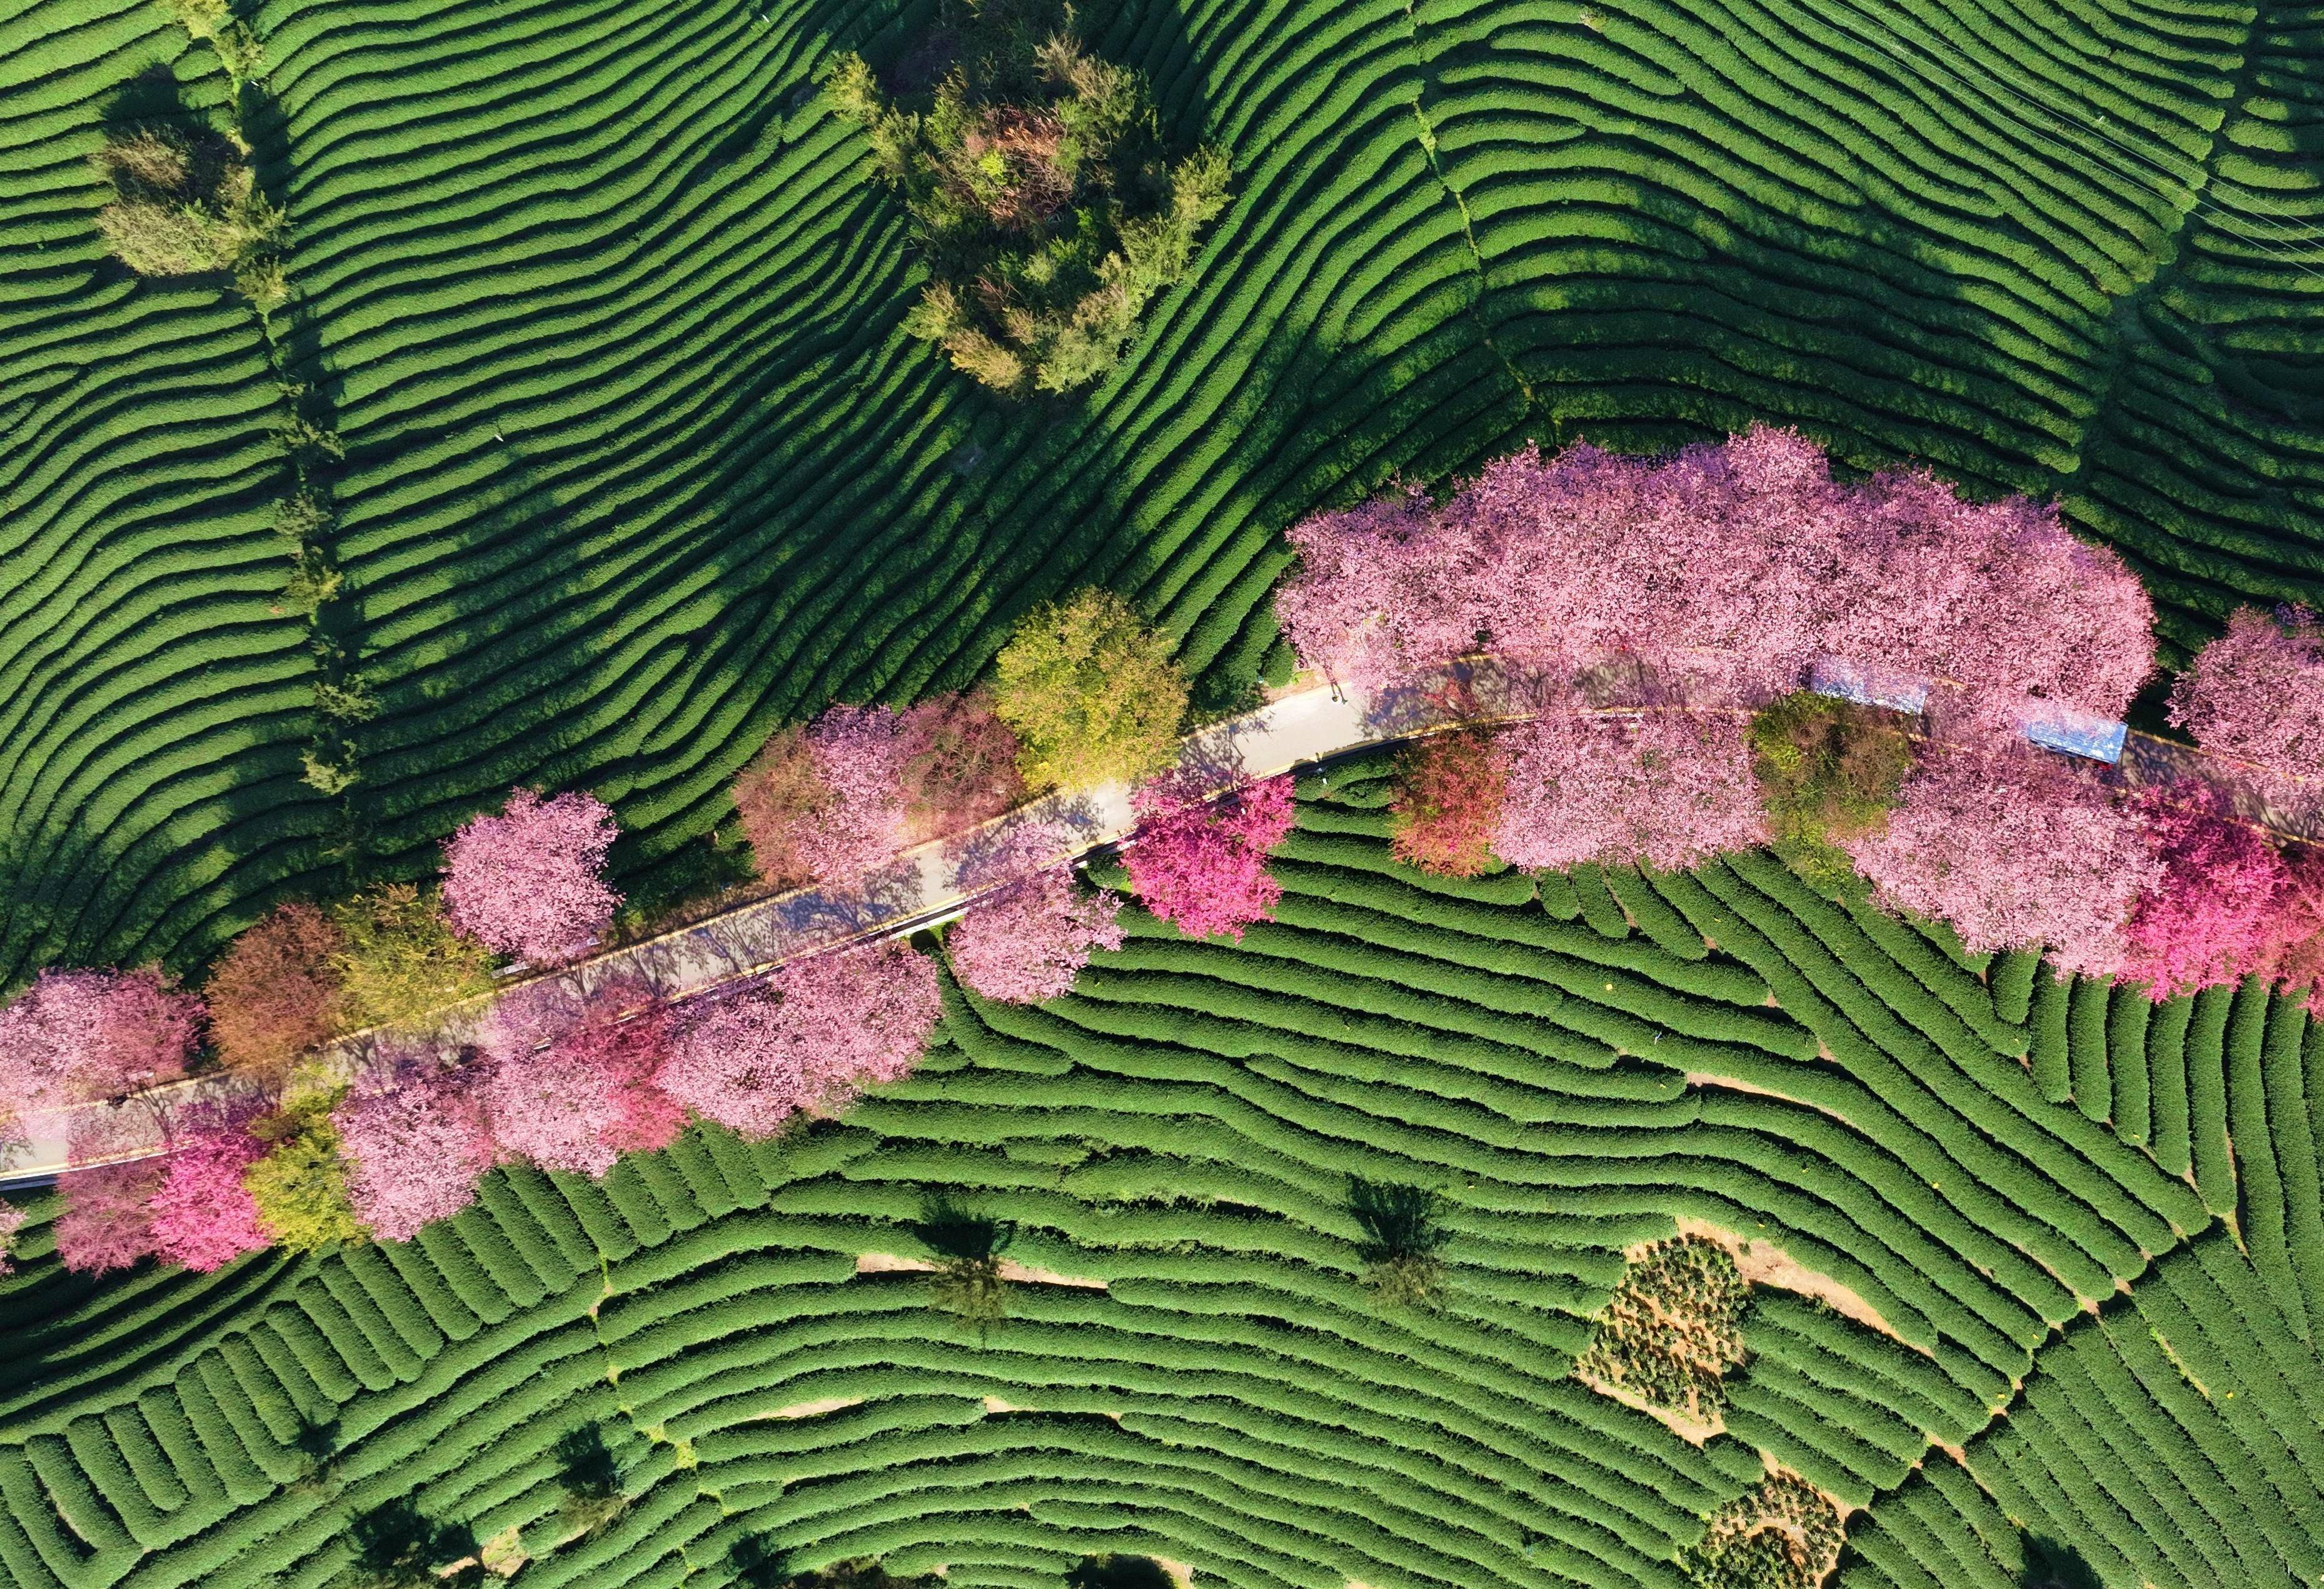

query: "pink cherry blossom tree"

left=480, top=979, right=681, bottom=1177
left=146, top=1118, right=270, bottom=1272
left=334, top=1058, right=498, bottom=1241
left=1494, top=708, right=1766, bottom=873
left=2260, top=845, right=2324, bottom=1012
left=2120, top=788, right=2287, bottom=998
left=800, top=706, right=917, bottom=885
left=658, top=940, right=942, bottom=1138
left=1124, top=773, right=1297, bottom=941
left=441, top=788, right=622, bottom=965
left=0, top=968, right=204, bottom=1124
left=2170, top=605, right=2324, bottom=824
left=947, top=822, right=1124, bottom=1003
left=1843, top=740, right=2159, bottom=976
left=54, top=1160, right=165, bottom=1275
left=0, top=1200, right=24, bottom=1276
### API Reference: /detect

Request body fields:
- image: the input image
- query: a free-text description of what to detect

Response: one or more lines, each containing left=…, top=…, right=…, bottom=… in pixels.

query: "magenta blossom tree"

left=2120, top=789, right=2288, bottom=999
left=948, top=823, right=1124, bottom=1003
left=1124, top=773, right=1297, bottom=941
left=442, top=788, right=623, bottom=964
left=54, top=1160, right=166, bottom=1275
left=2170, top=605, right=2324, bottom=824
left=480, top=979, right=682, bottom=1177
left=335, top=1060, right=497, bottom=1241
left=1494, top=708, right=1766, bottom=873
left=1843, top=740, right=2160, bottom=976
left=658, top=940, right=942, bottom=1138
left=0, top=968, right=204, bottom=1125
left=147, top=1119, right=270, bottom=1272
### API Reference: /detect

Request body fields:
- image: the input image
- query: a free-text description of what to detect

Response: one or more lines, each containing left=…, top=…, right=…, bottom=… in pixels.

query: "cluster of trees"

left=1317, top=431, right=2324, bottom=1003
left=828, top=0, right=1229, bottom=394
left=3, top=585, right=1305, bottom=1275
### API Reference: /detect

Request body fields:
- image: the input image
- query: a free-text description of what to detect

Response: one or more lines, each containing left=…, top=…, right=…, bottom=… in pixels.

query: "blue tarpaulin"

left=1808, top=655, right=1931, bottom=714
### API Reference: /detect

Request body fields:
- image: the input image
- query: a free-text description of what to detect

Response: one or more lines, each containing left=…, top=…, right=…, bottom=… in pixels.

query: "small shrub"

left=1347, top=1176, right=1450, bottom=1306
left=350, top=1497, right=480, bottom=1588
left=1748, top=691, right=1912, bottom=896
left=993, top=589, right=1188, bottom=790
left=915, top=1195, right=1014, bottom=1327
left=93, top=122, right=283, bottom=279
left=1678, top=1472, right=1842, bottom=1589
left=1574, top=1236, right=1751, bottom=1422
left=551, top=1423, right=626, bottom=1538
left=829, top=0, right=1228, bottom=394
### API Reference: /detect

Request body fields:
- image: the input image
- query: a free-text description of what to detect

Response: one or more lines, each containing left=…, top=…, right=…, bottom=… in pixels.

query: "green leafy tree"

left=828, top=0, right=1229, bottom=395
left=93, top=123, right=283, bottom=279
left=914, top=1195, right=1014, bottom=1328
left=992, top=588, right=1187, bottom=790
left=1347, top=1176, right=1451, bottom=1306
left=329, top=884, right=496, bottom=1031
left=245, top=1093, right=365, bottom=1252
left=551, top=1423, right=627, bottom=1538
left=1748, top=691, right=1913, bottom=896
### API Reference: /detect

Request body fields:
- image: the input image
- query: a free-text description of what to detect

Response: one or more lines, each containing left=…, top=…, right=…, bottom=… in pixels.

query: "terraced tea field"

left=8, top=0, right=2324, bottom=983
left=4, top=765, right=2320, bottom=1588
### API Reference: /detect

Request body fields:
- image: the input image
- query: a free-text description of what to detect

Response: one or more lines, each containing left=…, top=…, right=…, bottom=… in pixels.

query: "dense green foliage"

left=1576, top=1236, right=1752, bottom=1424
left=828, top=0, right=1228, bottom=396
left=4, top=769, right=2319, bottom=1586
left=1748, top=695, right=1913, bottom=898
left=12, top=0, right=2324, bottom=993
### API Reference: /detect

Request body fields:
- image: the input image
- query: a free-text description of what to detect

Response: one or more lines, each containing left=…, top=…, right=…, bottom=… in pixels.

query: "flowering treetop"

left=2170, top=605, right=2324, bottom=823
left=442, top=788, right=622, bottom=964
left=1124, top=771, right=1297, bottom=941
left=1277, top=426, right=2153, bottom=736
left=0, top=968, right=204, bottom=1128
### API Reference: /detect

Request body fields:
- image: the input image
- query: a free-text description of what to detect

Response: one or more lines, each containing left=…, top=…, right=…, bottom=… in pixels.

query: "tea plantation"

left=4, top=766, right=2320, bottom=1587
left=8, top=0, right=2324, bottom=983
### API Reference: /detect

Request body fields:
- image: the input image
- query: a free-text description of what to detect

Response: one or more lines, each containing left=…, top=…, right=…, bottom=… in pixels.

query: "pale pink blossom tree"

left=1494, top=708, right=1766, bottom=873
left=0, top=1200, right=24, bottom=1276
left=442, top=788, right=622, bottom=964
left=2120, top=789, right=2288, bottom=998
left=1124, top=773, right=1297, bottom=941
left=797, top=706, right=917, bottom=885
left=0, top=968, right=204, bottom=1124
left=1843, top=740, right=2159, bottom=975
left=948, top=823, right=1124, bottom=1003
left=335, top=1060, right=497, bottom=1241
left=146, top=1120, right=271, bottom=1272
left=2170, top=606, right=2324, bottom=824
left=480, top=980, right=680, bottom=1177
left=1277, top=426, right=2152, bottom=734
left=54, top=1160, right=164, bottom=1275
left=658, top=940, right=942, bottom=1136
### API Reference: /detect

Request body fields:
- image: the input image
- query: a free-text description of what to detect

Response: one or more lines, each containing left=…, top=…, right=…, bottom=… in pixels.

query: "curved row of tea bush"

left=1, top=762, right=2315, bottom=1586
left=12, top=0, right=2324, bottom=987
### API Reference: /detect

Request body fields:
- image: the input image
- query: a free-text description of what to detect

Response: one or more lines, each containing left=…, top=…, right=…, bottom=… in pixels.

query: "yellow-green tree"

left=992, top=588, right=1187, bottom=791
left=329, top=883, right=495, bottom=1031
left=245, top=1095, right=365, bottom=1252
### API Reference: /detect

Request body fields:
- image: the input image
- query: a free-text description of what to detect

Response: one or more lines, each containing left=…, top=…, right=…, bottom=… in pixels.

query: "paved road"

left=3, top=661, right=2280, bottom=1187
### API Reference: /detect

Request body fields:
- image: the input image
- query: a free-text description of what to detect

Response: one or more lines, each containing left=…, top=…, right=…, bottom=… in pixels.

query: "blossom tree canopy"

left=0, top=967, right=204, bottom=1123
left=480, top=979, right=680, bottom=1177
left=1494, top=708, right=1766, bottom=874
left=948, top=827, right=1125, bottom=1004
left=442, top=788, right=622, bottom=964
left=1842, top=739, right=2160, bottom=976
left=733, top=708, right=922, bottom=891
left=146, top=1119, right=270, bottom=1273
left=1390, top=729, right=1508, bottom=878
left=206, top=901, right=346, bottom=1076
left=334, top=1062, right=496, bottom=1241
left=658, top=940, right=942, bottom=1138
left=1277, top=426, right=2153, bottom=734
left=0, top=1200, right=24, bottom=1278
left=54, top=1160, right=166, bottom=1275
left=2120, top=788, right=2288, bottom=999
left=1124, top=773, right=1297, bottom=941
left=898, top=690, right=1025, bottom=842
left=2170, top=605, right=2324, bottom=823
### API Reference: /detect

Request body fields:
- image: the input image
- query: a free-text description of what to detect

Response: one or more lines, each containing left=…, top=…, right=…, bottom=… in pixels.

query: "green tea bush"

left=828, top=0, right=1228, bottom=395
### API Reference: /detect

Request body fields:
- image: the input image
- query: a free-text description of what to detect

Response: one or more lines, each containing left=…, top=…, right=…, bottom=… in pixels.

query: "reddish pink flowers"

left=442, top=789, right=622, bottom=965
left=657, top=940, right=942, bottom=1138
left=1124, top=773, right=1296, bottom=941
left=479, top=981, right=680, bottom=1177
left=1495, top=709, right=1766, bottom=874
left=2170, top=606, right=2324, bottom=824
left=146, top=1121, right=270, bottom=1272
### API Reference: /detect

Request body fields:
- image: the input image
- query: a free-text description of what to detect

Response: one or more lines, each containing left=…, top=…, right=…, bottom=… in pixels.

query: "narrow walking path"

left=3, top=659, right=2294, bottom=1186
